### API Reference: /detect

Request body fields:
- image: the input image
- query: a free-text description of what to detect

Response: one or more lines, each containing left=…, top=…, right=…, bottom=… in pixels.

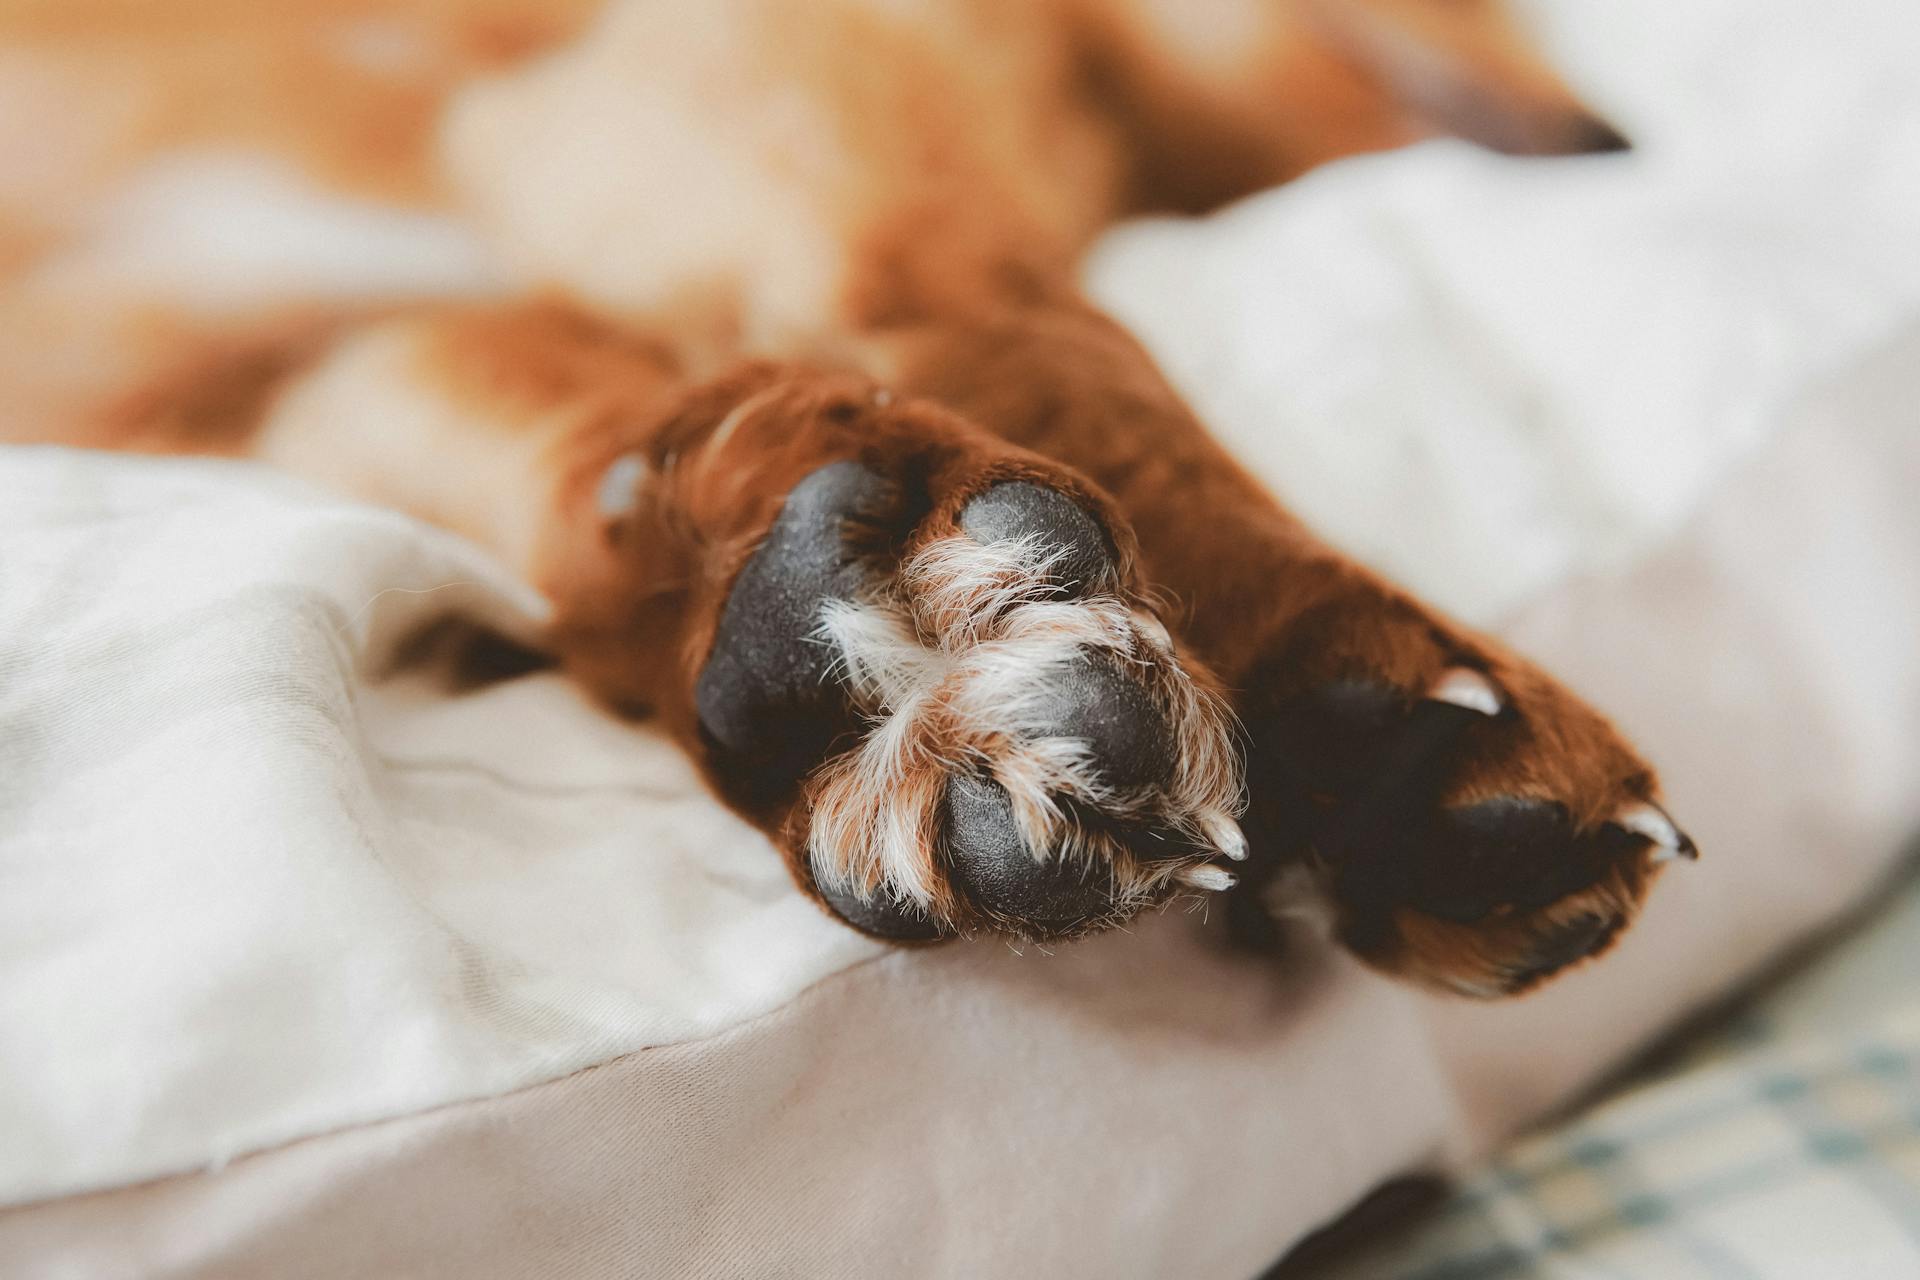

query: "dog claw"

left=1200, top=812, right=1249, bottom=862
left=1615, top=801, right=1697, bottom=862
left=1178, top=864, right=1237, bottom=892
left=1427, top=667, right=1504, bottom=717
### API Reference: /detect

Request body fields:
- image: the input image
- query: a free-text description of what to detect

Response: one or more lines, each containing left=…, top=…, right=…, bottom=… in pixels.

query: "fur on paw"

left=1238, top=583, right=1695, bottom=997
left=685, top=400, right=1244, bottom=943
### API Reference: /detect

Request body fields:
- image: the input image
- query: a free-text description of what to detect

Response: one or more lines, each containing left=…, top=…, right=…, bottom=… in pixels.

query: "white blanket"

left=0, top=456, right=878, bottom=1201
left=3, top=0, right=1919, bottom=1271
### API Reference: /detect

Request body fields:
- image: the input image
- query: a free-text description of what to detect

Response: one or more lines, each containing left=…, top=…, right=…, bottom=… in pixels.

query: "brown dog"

left=1, top=0, right=1690, bottom=996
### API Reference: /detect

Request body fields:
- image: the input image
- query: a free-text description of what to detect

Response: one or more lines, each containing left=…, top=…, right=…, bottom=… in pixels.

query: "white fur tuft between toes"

left=803, top=534, right=1245, bottom=909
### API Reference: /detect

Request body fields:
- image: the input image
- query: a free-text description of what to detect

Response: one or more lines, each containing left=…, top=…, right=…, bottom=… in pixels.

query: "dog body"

left=0, top=0, right=1689, bottom=994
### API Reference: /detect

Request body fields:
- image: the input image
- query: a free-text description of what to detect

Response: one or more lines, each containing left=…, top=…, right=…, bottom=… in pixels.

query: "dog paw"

left=683, top=387, right=1244, bottom=941
left=1239, top=584, right=1694, bottom=996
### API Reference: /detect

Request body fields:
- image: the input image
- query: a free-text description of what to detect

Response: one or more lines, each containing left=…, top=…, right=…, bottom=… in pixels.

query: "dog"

left=0, top=0, right=1691, bottom=997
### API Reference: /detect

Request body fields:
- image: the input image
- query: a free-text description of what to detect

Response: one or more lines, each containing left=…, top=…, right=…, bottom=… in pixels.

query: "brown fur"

left=93, top=312, right=358, bottom=454
left=0, top=0, right=1676, bottom=993
left=0, top=0, right=601, bottom=209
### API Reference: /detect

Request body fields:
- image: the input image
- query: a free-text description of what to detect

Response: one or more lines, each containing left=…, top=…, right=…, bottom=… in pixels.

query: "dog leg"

left=872, top=302, right=1692, bottom=995
left=102, top=299, right=1246, bottom=943
left=555, top=362, right=1248, bottom=943
left=1075, top=0, right=1634, bottom=214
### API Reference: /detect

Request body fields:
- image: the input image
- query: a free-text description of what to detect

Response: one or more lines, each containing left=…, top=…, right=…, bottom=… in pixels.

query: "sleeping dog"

left=1, top=0, right=1691, bottom=996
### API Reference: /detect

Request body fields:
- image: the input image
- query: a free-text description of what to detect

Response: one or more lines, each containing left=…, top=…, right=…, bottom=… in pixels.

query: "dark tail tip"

left=1568, top=114, right=1633, bottom=155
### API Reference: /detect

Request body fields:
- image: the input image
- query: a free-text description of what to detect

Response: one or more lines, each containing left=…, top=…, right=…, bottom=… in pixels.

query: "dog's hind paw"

left=662, top=375, right=1244, bottom=941
left=1237, top=581, right=1695, bottom=996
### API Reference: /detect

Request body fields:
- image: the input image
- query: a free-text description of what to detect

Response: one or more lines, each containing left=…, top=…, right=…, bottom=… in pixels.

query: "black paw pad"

left=958, top=481, right=1113, bottom=596
left=695, top=461, right=896, bottom=802
left=1250, top=681, right=1485, bottom=885
left=816, top=882, right=946, bottom=942
left=943, top=775, right=1115, bottom=928
left=1407, top=798, right=1610, bottom=924
left=1028, top=653, right=1175, bottom=791
left=1503, top=911, right=1623, bottom=992
left=1254, top=681, right=1408, bottom=797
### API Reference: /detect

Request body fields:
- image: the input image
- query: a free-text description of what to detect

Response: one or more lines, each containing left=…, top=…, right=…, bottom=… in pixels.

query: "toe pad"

left=959, top=481, right=1112, bottom=596
left=817, top=881, right=945, bottom=942
left=1029, top=653, right=1175, bottom=791
left=943, top=775, right=1115, bottom=927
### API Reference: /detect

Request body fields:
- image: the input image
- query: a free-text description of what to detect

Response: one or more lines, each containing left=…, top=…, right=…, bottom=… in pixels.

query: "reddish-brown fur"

left=0, top=0, right=1675, bottom=993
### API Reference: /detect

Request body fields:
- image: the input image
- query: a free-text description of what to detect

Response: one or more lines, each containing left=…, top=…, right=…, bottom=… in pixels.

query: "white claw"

left=595, top=452, right=650, bottom=519
left=1201, top=813, right=1249, bottom=861
left=1616, top=801, right=1697, bottom=862
left=1428, top=668, right=1504, bottom=717
left=1178, top=864, right=1237, bottom=892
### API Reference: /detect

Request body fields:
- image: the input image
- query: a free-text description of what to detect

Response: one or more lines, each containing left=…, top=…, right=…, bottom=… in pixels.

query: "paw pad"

left=943, top=775, right=1119, bottom=927
left=695, top=460, right=897, bottom=800
left=958, top=481, right=1114, bottom=597
left=698, top=460, right=1244, bottom=941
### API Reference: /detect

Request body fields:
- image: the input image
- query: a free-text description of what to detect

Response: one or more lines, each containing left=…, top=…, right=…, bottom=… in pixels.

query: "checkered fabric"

left=1386, top=1011, right=1920, bottom=1279
left=1291, top=861, right=1920, bottom=1280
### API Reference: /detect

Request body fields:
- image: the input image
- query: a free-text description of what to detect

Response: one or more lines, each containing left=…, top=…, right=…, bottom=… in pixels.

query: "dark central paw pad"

left=959, top=481, right=1114, bottom=596
left=695, top=460, right=897, bottom=799
left=1252, top=681, right=1490, bottom=873
left=942, top=775, right=1118, bottom=927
